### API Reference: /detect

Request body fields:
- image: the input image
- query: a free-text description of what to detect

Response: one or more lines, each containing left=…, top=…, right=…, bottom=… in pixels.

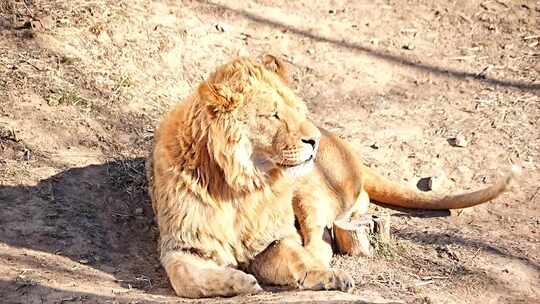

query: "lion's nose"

left=301, top=138, right=318, bottom=150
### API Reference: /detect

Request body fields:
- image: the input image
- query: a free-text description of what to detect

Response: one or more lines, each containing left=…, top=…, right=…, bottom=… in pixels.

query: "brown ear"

left=199, top=82, right=244, bottom=116
left=263, top=54, right=289, bottom=84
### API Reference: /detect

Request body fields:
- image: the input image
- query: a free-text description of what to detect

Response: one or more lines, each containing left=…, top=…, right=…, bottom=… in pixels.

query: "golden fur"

left=147, top=55, right=518, bottom=297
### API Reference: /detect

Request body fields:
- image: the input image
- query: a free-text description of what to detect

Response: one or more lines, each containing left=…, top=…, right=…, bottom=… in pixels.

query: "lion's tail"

left=362, top=165, right=521, bottom=210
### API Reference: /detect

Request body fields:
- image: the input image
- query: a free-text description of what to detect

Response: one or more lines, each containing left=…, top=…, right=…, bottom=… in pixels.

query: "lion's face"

left=200, top=56, right=321, bottom=183
left=238, top=78, right=321, bottom=176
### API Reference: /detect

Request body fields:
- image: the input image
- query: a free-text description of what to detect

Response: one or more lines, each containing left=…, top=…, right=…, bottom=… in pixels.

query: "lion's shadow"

left=0, top=158, right=172, bottom=294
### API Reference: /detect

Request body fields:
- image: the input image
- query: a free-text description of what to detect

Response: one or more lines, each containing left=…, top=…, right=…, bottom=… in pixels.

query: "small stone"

left=79, top=259, right=89, bottom=264
left=135, top=208, right=143, bottom=215
left=214, top=23, right=231, bottom=32
left=329, top=9, right=336, bottom=14
left=370, top=143, right=379, bottom=149
left=27, top=16, right=54, bottom=32
left=436, top=245, right=460, bottom=261
left=417, top=171, right=445, bottom=191
left=449, top=134, right=468, bottom=147
left=402, top=43, right=415, bottom=50
left=416, top=177, right=430, bottom=191
left=306, top=48, right=315, bottom=55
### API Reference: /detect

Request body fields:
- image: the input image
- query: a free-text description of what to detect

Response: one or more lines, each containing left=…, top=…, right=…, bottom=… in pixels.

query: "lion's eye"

left=256, top=112, right=280, bottom=120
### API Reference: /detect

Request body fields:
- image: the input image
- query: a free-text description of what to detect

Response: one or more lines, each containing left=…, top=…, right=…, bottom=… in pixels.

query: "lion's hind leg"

left=162, top=251, right=262, bottom=298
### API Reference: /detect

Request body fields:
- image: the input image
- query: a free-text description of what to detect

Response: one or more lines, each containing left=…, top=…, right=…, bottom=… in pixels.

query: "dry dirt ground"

left=1, top=0, right=539, bottom=303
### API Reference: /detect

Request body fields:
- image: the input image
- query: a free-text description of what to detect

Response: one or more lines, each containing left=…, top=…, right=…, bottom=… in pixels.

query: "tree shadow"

left=196, top=0, right=540, bottom=93
left=0, top=159, right=367, bottom=302
left=0, top=158, right=173, bottom=296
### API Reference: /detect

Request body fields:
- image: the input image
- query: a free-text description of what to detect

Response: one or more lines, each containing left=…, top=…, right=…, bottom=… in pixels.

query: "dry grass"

left=0, top=0, right=14, bottom=15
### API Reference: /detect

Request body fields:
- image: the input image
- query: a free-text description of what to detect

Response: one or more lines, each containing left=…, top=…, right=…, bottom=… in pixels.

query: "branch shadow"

left=196, top=0, right=540, bottom=93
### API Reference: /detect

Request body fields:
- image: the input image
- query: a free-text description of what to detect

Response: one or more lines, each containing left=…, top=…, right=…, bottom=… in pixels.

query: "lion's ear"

left=199, top=82, right=244, bottom=116
left=263, top=54, right=289, bottom=84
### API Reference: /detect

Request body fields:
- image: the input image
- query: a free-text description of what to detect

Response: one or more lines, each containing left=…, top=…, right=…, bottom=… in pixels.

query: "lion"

left=146, top=55, right=354, bottom=298
left=146, top=55, right=518, bottom=298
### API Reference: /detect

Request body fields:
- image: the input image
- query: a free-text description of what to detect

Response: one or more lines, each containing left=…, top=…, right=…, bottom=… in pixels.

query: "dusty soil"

left=1, top=0, right=539, bottom=303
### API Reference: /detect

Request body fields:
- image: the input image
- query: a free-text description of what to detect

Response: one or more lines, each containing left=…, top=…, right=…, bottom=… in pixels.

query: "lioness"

left=146, top=55, right=517, bottom=298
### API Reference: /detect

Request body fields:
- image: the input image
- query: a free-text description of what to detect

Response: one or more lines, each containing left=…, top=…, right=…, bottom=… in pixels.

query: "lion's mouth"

left=279, top=155, right=315, bottom=169
left=279, top=155, right=314, bottom=168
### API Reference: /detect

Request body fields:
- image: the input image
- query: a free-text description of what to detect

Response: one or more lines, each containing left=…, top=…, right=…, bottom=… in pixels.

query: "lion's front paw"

left=299, top=268, right=354, bottom=292
left=168, top=263, right=262, bottom=298
left=230, top=272, right=263, bottom=295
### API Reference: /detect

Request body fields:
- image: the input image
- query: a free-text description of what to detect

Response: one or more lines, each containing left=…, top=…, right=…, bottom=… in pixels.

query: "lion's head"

left=195, top=55, right=320, bottom=191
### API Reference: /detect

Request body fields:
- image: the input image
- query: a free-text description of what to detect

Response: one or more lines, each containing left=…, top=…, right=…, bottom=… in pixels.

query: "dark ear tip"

left=262, top=54, right=282, bottom=69
left=262, top=54, right=289, bottom=83
left=263, top=54, right=278, bottom=63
